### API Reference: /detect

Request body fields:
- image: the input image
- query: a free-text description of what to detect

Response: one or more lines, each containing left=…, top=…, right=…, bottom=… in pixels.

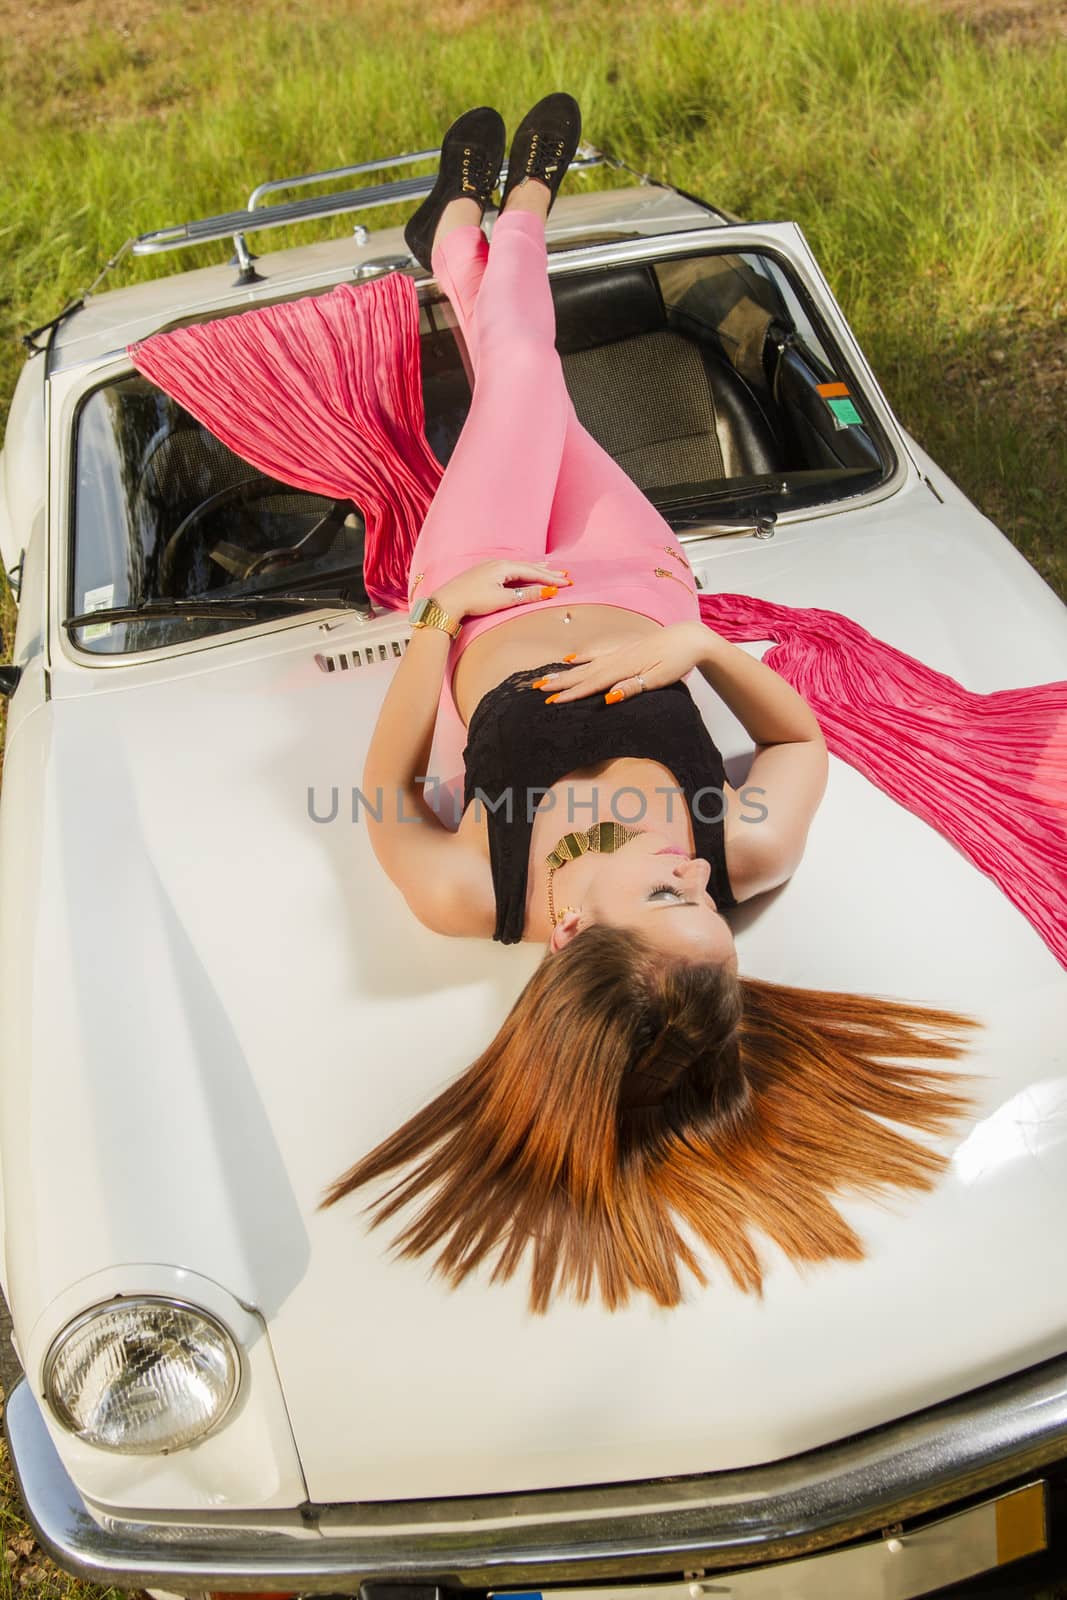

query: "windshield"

left=69, top=379, right=368, bottom=654
left=69, top=245, right=890, bottom=656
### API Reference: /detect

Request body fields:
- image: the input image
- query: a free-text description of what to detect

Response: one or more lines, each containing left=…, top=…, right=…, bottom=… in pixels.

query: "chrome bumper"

left=4, top=1356, right=1067, bottom=1595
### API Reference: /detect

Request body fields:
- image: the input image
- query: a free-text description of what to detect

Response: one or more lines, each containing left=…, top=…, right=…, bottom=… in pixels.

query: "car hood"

left=8, top=472, right=1067, bottom=1502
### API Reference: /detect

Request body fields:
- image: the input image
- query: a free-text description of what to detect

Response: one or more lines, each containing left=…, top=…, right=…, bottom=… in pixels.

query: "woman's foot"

left=404, top=106, right=505, bottom=270
left=499, top=93, right=582, bottom=219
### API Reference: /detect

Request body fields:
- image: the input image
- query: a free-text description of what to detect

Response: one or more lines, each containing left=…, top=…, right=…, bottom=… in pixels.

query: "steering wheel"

left=157, top=479, right=352, bottom=593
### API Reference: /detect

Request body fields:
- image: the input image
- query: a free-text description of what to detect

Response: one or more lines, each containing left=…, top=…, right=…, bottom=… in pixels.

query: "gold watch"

left=408, top=596, right=461, bottom=639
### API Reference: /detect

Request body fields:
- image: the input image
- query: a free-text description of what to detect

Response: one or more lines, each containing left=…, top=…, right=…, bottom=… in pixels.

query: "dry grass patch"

left=932, top=0, right=1067, bottom=44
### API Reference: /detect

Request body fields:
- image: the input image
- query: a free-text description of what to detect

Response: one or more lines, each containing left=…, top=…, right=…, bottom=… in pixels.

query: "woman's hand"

left=532, top=621, right=711, bottom=704
left=433, top=559, right=572, bottom=621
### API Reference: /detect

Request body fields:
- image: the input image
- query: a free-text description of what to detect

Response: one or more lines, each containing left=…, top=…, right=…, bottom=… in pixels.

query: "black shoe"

left=499, top=92, right=582, bottom=217
left=404, top=106, right=506, bottom=270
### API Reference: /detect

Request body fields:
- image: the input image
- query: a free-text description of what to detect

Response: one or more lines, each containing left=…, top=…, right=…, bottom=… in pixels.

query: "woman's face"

left=552, top=831, right=737, bottom=969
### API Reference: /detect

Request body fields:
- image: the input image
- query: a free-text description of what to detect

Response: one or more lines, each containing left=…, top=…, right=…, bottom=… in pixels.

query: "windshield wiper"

left=653, top=481, right=792, bottom=516
left=64, top=589, right=372, bottom=634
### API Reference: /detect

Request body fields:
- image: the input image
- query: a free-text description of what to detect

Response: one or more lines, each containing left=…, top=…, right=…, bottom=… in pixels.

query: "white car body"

left=1, top=155, right=1065, bottom=1599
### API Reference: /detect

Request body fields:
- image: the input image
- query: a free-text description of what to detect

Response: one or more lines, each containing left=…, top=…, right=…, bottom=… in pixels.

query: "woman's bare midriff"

left=451, top=603, right=664, bottom=727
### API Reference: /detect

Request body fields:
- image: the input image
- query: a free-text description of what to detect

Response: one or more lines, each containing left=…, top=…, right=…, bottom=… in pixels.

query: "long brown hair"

left=318, top=927, right=983, bottom=1312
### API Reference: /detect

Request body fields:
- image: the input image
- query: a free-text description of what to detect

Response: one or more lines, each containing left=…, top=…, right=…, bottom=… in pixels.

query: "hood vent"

left=315, top=635, right=409, bottom=673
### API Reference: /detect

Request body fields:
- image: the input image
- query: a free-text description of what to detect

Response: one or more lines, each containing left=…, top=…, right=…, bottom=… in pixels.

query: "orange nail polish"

left=531, top=676, right=551, bottom=689
left=540, top=585, right=558, bottom=599
left=563, top=653, right=577, bottom=663
left=605, top=690, right=624, bottom=705
left=545, top=693, right=560, bottom=705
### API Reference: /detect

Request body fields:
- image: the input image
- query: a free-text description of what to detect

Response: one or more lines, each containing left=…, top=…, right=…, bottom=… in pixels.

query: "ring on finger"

left=635, top=674, right=646, bottom=693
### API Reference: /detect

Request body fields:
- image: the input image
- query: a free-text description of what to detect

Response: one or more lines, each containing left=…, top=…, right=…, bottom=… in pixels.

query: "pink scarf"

left=130, top=275, right=439, bottom=613
left=129, top=273, right=1067, bottom=968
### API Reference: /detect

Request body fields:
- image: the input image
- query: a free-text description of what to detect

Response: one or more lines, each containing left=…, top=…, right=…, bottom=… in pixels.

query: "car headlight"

left=42, top=1295, right=241, bottom=1453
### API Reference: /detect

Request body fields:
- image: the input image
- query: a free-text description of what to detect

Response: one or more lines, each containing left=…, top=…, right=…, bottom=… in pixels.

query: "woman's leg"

left=405, top=209, right=571, bottom=603
left=422, top=208, right=697, bottom=764
left=430, top=220, right=489, bottom=371
left=429, top=214, right=690, bottom=575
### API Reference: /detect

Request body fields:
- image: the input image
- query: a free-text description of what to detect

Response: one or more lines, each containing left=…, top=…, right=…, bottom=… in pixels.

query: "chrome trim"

left=245, top=151, right=442, bottom=213
left=132, top=173, right=439, bottom=257
left=231, top=233, right=262, bottom=286
left=244, top=146, right=608, bottom=215
left=5, top=1355, right=1067, bottom=1593
left=229, top=150, right=441, bottom=276
left=491, top=1481, right=1049, bottom=1600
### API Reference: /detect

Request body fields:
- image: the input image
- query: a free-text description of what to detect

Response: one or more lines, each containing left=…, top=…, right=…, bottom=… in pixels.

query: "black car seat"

left=421, top=262, right=783, bottom=486
left=552, top=264, right=782, bottom=488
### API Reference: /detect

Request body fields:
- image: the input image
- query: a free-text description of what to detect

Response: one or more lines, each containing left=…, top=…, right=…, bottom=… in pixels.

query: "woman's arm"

left=362, top=625, right=493, bottom=935
left=528, top=622, right=828, bottom=900
left=694, top=630, right=827, bottom=898
left=529, top=621, right=822, bottom=745
left=693, top=628, right=822, bottom=746
left=362, top=558, right=569, bottom=933
left=364, top=557, right=571, bottom=826
left=362, top=624, right=452, bottom=831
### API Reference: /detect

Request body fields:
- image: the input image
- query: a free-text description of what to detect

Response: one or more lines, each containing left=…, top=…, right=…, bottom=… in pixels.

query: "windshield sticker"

left=826, top=395, right=864, bottom=428
left=81, top=583, right=115, bottom=641
left=816, top=381, right=850, bottom=398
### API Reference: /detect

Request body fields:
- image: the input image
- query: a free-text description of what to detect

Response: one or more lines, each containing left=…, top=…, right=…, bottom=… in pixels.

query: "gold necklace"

left=545, top=820, right=644, bottom=925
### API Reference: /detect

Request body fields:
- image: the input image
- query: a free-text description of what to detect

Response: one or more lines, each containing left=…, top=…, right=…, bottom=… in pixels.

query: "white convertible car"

left=1, top=143, right=1065, bottom=1600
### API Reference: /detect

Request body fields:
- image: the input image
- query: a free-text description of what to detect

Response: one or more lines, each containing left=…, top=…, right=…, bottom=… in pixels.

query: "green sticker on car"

left=827, top=396, right=863, bottom=427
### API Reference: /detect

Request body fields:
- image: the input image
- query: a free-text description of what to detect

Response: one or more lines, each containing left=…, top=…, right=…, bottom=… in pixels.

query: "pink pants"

left=408, top=210, right=700, bottom=729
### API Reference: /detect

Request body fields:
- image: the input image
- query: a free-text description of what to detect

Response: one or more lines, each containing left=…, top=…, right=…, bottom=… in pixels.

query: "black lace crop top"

left=461, top=662, right=738, bottom=944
